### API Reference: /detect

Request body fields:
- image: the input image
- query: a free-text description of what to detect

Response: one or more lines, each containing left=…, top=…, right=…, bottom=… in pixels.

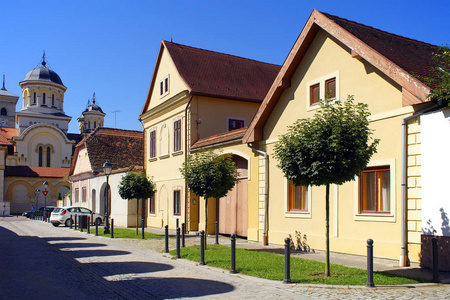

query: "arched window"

left=94, top=121, right=96, bottom=128
left=46, top=146, right=51, bottom=167
left=88, top=121, right=91, bottom=129
left=52, top=94, right=55, bottom=106
left=33, top=92, right=37, bottom=104
left=0, top=108, right=6, bottom=116
left=42, top=93, right=46, bottom=105
left=38, top=146, right=43, bottom=167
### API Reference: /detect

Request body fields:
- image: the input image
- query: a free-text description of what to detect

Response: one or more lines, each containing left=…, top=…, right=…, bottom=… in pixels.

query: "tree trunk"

left=136, top=198, right=139, bottom=235
left=325, top=183, right=330, bottom=276
left=204, top=197, right=208, bottom=249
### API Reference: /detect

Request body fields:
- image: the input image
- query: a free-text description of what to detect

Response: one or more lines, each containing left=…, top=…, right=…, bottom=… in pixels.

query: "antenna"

left=111, top=110, right=121, bottom=128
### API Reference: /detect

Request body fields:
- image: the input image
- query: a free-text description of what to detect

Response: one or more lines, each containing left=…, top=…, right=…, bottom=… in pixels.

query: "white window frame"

left=159, top=75, right=169, bottom=98
left=149, top=127, right=157, bottom=160
left=306, top=71, right=340, bottom=111
left=353, top=158, right=396, bottom=222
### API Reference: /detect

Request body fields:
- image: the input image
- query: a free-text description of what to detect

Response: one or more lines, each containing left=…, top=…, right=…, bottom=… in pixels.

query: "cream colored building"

left=140, top=41, right=280, bottom=232
left=243, top=10, right=439, bottom=264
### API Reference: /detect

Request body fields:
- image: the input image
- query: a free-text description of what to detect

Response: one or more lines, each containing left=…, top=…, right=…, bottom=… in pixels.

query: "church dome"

left=84, top=101, right=104, bottom=114
left=22, top=59, right=64, bottom=86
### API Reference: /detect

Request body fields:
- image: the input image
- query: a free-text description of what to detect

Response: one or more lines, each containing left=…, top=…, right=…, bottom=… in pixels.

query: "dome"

left=22, top=61, right=64, bottom=86
left=84, top=102, right=104, bottom=114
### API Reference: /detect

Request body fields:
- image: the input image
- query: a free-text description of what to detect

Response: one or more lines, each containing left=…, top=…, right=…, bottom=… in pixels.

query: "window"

left=173, top=190, right=181, bottom=215
left=94, top=121, right=96, bottom=128
left=33, top=92, right=37, bottom=105
left=228, top=119, right=245, bottom=131
left=160, top=75, right=169, bottom=97
left=46, top=146, right=51, bottom=167
left=75, top=188, right=79, bottom=203
left=150, top=129, right=156, bottom=158
left=310, top=83, right=320, bottom=105
left=149, top=194, right=155, bottom=214
left=360, top=166, right=390, bottom=213
left=288, top=181, right=308, bottom=211
left=82, top=187, right=87, bottom=203
left=173, top=119, right=181, bottom=152
left=38, top=146, right=43, bottom=167
left=52, top=94, right=55, bottom=106
left=0, top=108, right=6, bottom=115
left=325, top=78, right=336, bottom=100
left=42, top=93, right=46, bottom=105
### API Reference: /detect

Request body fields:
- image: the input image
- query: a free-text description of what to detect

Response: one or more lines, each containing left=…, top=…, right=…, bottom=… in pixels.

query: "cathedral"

left=0, top=55, right=104, bottom=214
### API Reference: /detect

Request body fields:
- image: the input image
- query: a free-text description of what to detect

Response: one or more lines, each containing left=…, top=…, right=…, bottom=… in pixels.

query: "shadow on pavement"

left=85, top=261, right=174, bottom=276
left=48, top=242, right=108, bottom=249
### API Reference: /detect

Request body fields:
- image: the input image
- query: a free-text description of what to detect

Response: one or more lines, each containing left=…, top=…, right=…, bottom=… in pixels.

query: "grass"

left=170, top=245, right=426, bottom=285
left=75, top=226, right=164, bottom=239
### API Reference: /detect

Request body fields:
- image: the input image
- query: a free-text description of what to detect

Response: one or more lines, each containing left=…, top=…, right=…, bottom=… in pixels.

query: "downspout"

left=400, top=102, right=440, bottom=267
left=184, top=94, right=194, bottom=232
left=247, top=143, right=269, bottom=246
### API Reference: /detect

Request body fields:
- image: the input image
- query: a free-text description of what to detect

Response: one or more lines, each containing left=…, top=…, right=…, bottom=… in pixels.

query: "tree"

left=180, top=149, right=240, bottom=248
left=426, top=45, right=450, bottom=103
left=118, top=172, right=156, bottom=235
left=273, top=95, right=379, bottom=276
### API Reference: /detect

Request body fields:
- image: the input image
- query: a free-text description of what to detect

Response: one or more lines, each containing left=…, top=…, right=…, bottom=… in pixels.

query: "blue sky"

left=1, top=0, right=448, bottom=133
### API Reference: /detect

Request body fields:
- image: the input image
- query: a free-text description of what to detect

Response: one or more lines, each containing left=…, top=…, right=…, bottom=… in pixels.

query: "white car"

left=50, top=206, right=103, bottom=227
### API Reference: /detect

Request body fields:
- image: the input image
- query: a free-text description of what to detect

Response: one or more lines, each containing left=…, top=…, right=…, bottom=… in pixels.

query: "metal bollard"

left=283, top=237, right=291, bottom=283
left=215, top=221, right=219, bottom=245
left=182, top=223, right=185, bottom=248
left=87, top=217, right=90, bottom=234
left=70, top=216, right=73, bottom=229
left=74, top=214, right=78, bottom=230
left=176, top=227, right=181, bottom=259
left=200, top=230, right=205, bottom=265
left=164, top=225, right=169, bottom=253
left=366, top=239, right=375, bottom=288
left=230, top=234, right=237, bottom=273
left=141, top=218, right=145, bottom=239
left=432, top=237, right=440, bottom=283
left=95, top=221, right=98, bottom=236
left=80, top=216, right=83, bottom=232
left=176, top=218, right=179, bottom=228
left=110, top=219, right=114, bottom=238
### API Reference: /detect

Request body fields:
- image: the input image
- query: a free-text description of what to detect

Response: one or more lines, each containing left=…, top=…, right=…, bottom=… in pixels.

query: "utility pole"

left=111, top=110, right=120, bottom=128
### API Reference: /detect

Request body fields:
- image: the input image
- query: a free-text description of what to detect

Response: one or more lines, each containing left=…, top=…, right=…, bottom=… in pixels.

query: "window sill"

left=159, top=154, right=170, bottom=159
left=354, top=213, right=395, bottom=222
left=172, top=151, right=183, bottom=157
left=148, top=157, right=157, bottom=162
left=284, top=211, right=311, bottom=219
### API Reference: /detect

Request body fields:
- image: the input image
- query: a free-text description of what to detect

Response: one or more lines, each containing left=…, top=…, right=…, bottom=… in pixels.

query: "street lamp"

left=103, top=161, right=112, bottom=234
left=43, top=181, right=48, bottom=220
left=34, top=189, right=40, bottom=216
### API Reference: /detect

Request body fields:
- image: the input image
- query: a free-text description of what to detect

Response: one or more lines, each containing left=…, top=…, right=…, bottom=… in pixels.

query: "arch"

left=158, top=184, right=169, bottom=226
left=100, top=181, right=111, bottom=217
left=38, top=146, right=43, bottom=167
left=46, top=146, right=51, bottom=167
left=1, top=108, right=7, bottom=116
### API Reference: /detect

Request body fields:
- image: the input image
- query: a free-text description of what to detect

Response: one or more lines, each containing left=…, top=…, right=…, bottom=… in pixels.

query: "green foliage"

left=274, top=95, right=379, bottom=186
left=180, top=149, right=240, bottom=199
left=424, top=45, right=450, bottom=102
left=118, top=172, right=156, bottom=201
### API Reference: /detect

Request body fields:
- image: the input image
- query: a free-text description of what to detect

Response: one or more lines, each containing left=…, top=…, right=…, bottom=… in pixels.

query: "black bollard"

left=74, top=214, right=78, bottom=230
left=142, top=218, right=145, bottom=239
left=70, top=216, right=73, bottom=229
left=230, top=234, right=237, bottom=273
left=110, top=219, right=114, bottom=238
left=432, top=237, right=440, bottom=283
left=164, top=225, right=169, bottom=253
left=80, top=215, right=83, bottom=232
left=95, top=221, right=98, bottom=236
left=87, top=216, right=90, bottom=234
left=176, top=218, right=179, bottom=228
left=90, top=212, right=94, bottom=226
left=215, top=221, right=219, bottom=245
left=283, top=237, right=291, bottom=283
left=176, top=227, right=181, bottom=259
left=366, top=239, right=375, bottom=288
left=182, top=223, right=185, bottom=248
left=200, top=230, right=205, bottom=265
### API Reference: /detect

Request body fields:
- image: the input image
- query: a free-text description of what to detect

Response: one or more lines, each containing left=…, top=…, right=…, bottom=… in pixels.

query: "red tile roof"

left=72, top=127, right=144, bottom=174
left=191, top=127, right=247, bottom=150
left=0, top=127, right=19, bottom=146
left=5, top=166, right=70, bottom=178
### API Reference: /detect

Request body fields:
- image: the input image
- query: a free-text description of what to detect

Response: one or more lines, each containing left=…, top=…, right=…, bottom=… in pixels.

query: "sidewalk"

left=149, top=226, right=450, bottom=284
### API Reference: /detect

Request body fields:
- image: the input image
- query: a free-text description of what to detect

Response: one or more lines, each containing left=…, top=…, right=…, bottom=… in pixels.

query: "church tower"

left=0, top=75, right=19, bottom=128
left=78, top=92, right=105, bottom=135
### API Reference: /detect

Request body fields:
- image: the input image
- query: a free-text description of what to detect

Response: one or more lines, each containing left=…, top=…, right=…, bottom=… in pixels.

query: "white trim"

left=353, top=158, right=396, bottom=222
left=159, top=75, right=170, bottom=98
left=306, top=71, right=340, bottom=111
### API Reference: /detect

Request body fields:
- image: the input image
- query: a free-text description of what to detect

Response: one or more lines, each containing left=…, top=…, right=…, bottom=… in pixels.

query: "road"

left=1, top=217, right=449, bottom=299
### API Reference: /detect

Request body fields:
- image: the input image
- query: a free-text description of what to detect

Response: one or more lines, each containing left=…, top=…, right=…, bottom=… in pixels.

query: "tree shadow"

left=85, top=261, right=173, bottom=276
left=422, top=207, right=450, bottom=236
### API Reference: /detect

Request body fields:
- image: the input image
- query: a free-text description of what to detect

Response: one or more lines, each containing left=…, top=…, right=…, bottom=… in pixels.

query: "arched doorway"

left=100, top=182, right=110, bottom=217
left=217, top=155, right=248, bottom=237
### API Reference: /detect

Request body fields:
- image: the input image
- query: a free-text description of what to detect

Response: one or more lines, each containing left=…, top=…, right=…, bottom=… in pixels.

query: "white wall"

left=421, top=108, right=450, bottom=236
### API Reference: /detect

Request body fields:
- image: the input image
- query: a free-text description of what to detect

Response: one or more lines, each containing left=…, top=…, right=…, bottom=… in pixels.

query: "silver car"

left=50, top=206, right=102, bottom=227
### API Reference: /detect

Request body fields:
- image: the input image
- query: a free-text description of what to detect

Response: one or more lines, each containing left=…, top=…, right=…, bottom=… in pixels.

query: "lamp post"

left=42, top=181, right=48, bottom=220
left=34, top=189, right=40, bottom=214
left=103, top=161, right=112, bottom=234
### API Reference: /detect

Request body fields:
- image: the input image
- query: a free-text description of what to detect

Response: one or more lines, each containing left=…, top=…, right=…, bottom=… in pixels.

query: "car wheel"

left=65, top=218, right=73, bottom=227
left=95, top=218, right=102, bottom=226
left=52, top=223, right=60, bottom=227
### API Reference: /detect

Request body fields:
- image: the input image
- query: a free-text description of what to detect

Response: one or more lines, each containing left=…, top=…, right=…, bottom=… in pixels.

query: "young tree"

left=274, top=95, right=379, bottom=276
left=180, top=149, right=240, bottom=248
left=425, top=45, right=450, bottom=103
left=118, top=172, right=156, bottom=235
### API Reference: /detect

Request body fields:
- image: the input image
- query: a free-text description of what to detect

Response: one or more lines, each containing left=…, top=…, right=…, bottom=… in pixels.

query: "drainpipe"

left=247, top=143, right=269, bottom=246
left=400, top=102, right=439, bottom=267
left=184, top=95, right=194, bottom=231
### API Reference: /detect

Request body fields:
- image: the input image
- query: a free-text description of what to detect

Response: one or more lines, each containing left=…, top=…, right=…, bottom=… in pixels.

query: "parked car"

left=50, top=206, right=103, bottom=227
left=22, top=206, right=56, bottom=218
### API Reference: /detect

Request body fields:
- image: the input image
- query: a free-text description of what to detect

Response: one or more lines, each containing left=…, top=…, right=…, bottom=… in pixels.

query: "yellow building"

left=139, top=41, right=280, bottom=232
left=243, top=10, right=437, bottom=264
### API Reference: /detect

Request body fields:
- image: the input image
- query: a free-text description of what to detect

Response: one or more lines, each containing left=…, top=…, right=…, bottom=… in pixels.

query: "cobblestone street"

left=1, top=217, right=449, bottom=299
